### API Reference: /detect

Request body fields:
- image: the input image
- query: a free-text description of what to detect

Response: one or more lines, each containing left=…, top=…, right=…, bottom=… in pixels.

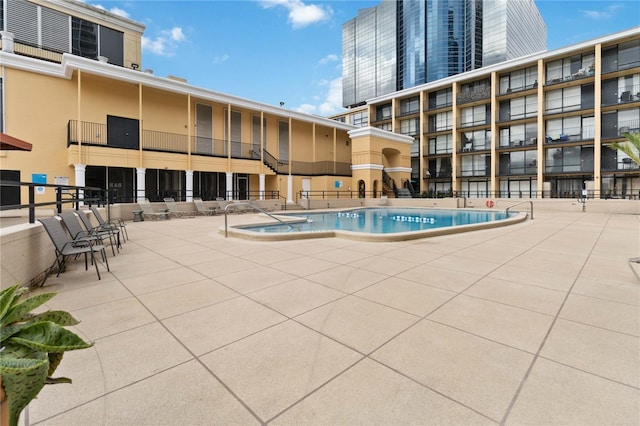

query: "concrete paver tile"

left=355, top=276, right=456, bottom=316
left=296, top=295, right=418, bottom=354
left=464, top=277, right=566, bottom=315
left=488, top=264, right=577, bottom=291
left=372, top=320, right=533, bottom=422
left=268, top=256, right=340, bottom=277
left=118, top=266, right=206, bottom=295
left=200, top=320, right=362, bottom=422
left=43, top=281, right=131, bottom=312
left=305, top=264, right=387, bottom=293
left=541, top=318, right=640, bottom=387
left=271, top=358, right=495, bottom=425
left=250, top=278, right=346, bottom=317
left=560, top=293, right=640, bottom=336
left=214, top=266, right=298, bottom=294
left=428, top=294, right=554, bottom=353
left=163, top=296, right=286, bottom=355
left=33, top=360, right=259, bottom=425
left=571, top=276, right=640, bottom=306
left=506, top=358, right=640, bottom=425
left=72, top=297, right=156, bottom=340
left=397, top=264, right=483, bottom=292
left=138, top=279, right=239, bottom=319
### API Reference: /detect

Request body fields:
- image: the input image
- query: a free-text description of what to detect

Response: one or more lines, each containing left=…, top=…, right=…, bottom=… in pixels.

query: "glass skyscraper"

left=342, top=0, right=546, bottom=108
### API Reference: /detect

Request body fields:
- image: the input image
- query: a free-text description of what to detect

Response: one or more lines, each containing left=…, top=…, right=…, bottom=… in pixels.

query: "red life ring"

left=486, top=200, right=495, bottom=208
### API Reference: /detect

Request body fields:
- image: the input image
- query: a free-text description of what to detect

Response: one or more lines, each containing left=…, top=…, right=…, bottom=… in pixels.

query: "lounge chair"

left=139, top=199, right=170, bottom=220
left=193, top=197, right=220, bottom=215
left=163, top=197, right=196, bottom=218
left=39, top=217, right=109, bottom=281
left=59, top=211, right=117, bottom=256
left=76, top=210, right=121, bottom=251
left=90, top=206, right=128, bottom=242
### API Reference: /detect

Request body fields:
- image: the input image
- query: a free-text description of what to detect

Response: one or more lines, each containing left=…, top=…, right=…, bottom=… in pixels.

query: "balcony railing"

left=142, top=129, right=188, bottom=153
left=602, top=119, right=640, bottom=139
left=545, top=125, right=595, bottom=143
left=545, top=95, right=583, bottom=114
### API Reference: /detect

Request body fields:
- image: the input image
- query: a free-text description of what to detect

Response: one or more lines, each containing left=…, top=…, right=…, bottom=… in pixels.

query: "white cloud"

left=86, top=3, right=130, bottom=19
left=258, top=0, right=332, bottom=29
left=581, top=4, right=623, bottom=19
left=318, top=54, right=338, bottom=65
left=213, top=53, right=230, bottom=64
left=109, top=7, right=130, bottom=19
left=141, top=27, right=187, bottom=56
left=294, top=77, right=344, bottom=116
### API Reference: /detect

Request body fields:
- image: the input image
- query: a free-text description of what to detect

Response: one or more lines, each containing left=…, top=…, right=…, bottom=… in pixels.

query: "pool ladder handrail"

left=505, top=201, right=534, bottom=220
left=224, top=201, right=294, bottom=237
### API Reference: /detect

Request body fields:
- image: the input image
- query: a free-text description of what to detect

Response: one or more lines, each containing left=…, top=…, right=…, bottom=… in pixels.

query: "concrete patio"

left=25, top=210, right=639, bottom=425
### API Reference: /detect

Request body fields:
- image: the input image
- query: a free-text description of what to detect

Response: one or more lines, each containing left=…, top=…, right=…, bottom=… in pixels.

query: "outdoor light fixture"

left=131, top=63, right=139, bottom=70
left=279, top=101, right=285, bottom=107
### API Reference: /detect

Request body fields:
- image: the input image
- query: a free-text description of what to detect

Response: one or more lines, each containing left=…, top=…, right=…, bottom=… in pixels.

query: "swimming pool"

left=227, top=207, right=527, bottom=242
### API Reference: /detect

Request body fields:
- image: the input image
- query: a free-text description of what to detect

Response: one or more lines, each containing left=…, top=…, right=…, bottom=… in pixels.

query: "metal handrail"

left=224, top=201, right=294, bottom=237
left=505, top=201, right=534, bottom=219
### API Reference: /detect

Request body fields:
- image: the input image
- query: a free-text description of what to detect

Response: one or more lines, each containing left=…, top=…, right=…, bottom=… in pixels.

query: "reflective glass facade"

left=343, top=0, right=546, bottom=108
left=342, top=1, right=396, bottom=107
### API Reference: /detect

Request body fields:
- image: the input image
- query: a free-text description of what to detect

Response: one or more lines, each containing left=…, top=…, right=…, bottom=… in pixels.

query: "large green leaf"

left=2, top=292, right=56, bottom=326
left=47, top=352, right=64, bottom=377
left=0, top=285, right=20, bottom=323
left=0, top=351, right=49, bottom=426
left=10, top=321, right=93, bottom=353
left=30, top=310, right=80, bottom=327
left=1, top=323, right=28, bottom=344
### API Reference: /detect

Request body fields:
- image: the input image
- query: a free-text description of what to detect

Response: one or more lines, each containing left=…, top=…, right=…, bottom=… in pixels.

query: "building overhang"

left=348, top=127, right=414, bottom=145
left=0, top=133, right=33, bottom=151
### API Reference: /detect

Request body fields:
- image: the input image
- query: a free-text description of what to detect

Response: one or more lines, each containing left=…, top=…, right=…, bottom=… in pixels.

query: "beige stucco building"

left=1, top=0, right=411, bottom=208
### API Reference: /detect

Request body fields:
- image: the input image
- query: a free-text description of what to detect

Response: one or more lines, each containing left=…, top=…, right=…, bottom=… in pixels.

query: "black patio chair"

left=38, top=217, right=109, bottom=281
left=77, top=209, right=121, bottom=250
left=90, top=206, right=128, bottom=242
left=59, top=211, right=117, bottom=256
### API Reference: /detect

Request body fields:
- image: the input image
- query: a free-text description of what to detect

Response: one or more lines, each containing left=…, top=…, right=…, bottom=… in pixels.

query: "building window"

left=376, top=123, right=392, bottom=132
left=278, top=120, right=289, bottom=163
left=428, top=134, right=452, bottom=155
left=429, top=111, right=453, bottom=132
left=350, top=111, right=368, bottom=127
left=546, top=53, right=595, bottom=83
left=428, top=88, right=453, bottom=109
left=461, top=129, right=491, bottom=151
left=399, top=96, right=420, bottom=115
left=499, top=123, right=537, bottom=147
left=499, top=66, right=537, bottom=94
left=545, top=146, right=593, bottom=173
left=460, top=104, right=488, bottom=127
left=499, top=150, right=537, bottom=175
left=545, top=87, right=581, bottom=114
left=400, top=118, right=419, bottom=136
left=376, top=103, right=392, bottom=121
left=500, top=95, right=537, bottom=121
left=460, top=154, right=489, bottom=177
left=546, top=116, right=594, bottom=143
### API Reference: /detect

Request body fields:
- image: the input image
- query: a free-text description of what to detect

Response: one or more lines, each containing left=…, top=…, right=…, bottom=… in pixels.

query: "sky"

left=85, top=0, right=640, bottom=116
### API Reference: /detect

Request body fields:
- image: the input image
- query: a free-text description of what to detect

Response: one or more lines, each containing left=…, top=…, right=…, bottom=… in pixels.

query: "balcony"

left=545, top=125, right=595, bottom=144
left=68, top=120, right=350, bottom=175
left=457, top=87, right=491, bottom=105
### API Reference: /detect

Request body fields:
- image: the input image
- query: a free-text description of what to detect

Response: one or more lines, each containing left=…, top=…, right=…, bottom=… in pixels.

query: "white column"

left=136, top=168, right=146, bottom=203
left=287, top=175, right=294, bottom=204
left=1, top=32, right=14, bottom=53
left=185, top=170, right=194, bottom=202
left=226, top=172, right=234, bottom=200
left=259, top=173, right=265, bottom=200
left=74, top=164, right=86, bottom=206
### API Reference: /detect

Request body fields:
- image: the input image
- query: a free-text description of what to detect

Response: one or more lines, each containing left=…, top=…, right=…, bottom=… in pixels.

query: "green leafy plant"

left=609, top=132, right=640, bottom=166
left=0, top=285, right=93, bottom=426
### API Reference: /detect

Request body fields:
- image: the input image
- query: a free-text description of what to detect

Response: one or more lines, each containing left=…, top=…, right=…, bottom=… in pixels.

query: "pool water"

left=243, top=208, right=511, bottom=234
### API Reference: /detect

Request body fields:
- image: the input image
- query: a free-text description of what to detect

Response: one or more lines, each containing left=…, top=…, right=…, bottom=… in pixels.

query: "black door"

left=0, top=170, right=21, bottom=206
